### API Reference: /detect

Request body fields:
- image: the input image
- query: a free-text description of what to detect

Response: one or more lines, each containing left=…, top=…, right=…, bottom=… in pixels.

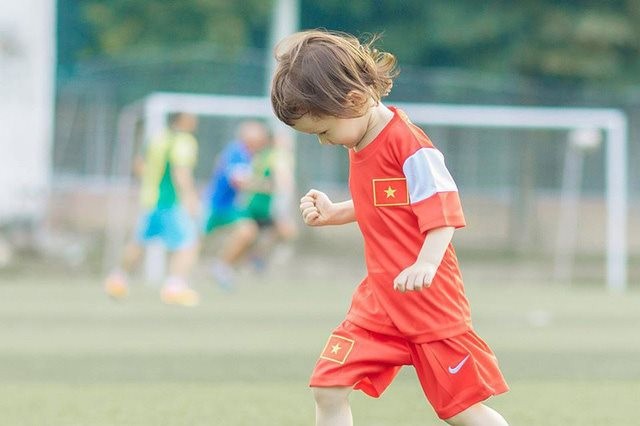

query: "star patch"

left=372, top=178, right=409, bottom=206
left=319, top=334, right=355, bottom=364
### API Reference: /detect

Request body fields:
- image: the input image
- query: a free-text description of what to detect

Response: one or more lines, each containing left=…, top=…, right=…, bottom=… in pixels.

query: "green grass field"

left=1, top=269, right=639, bottom=425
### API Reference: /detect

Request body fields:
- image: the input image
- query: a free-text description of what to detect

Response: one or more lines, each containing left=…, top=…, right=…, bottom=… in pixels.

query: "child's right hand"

left=299, top=189, right=333, bottom=226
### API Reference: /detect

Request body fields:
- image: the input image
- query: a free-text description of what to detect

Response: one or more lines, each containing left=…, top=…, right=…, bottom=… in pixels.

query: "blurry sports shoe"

left=249, top=254, right=267, bottom=273
left=211, top=259, right=235, bottom=291
left=160, top=280, right=199, bottom=307
left=104, top=271, right=129, bottom=300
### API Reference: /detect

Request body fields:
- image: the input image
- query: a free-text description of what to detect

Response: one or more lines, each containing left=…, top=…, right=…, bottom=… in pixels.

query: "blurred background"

left=1, top=1, right=640, bottom=425
left=4, top=0, right=640, bottom=284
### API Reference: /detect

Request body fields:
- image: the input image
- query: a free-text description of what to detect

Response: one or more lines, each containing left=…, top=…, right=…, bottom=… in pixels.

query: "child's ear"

left=345, top=90, right=369, bottom=109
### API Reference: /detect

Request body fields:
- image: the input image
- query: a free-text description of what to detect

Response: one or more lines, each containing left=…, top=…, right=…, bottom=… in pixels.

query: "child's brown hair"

left=271, top=30, right=398, bottom=125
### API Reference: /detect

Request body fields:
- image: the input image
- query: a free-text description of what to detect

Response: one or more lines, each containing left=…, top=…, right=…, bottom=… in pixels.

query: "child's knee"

left=443, top=403, right=508, bottom=426
left=237, top=220, right=259, bottom=239
left=311, top=386, right=351, bottom=408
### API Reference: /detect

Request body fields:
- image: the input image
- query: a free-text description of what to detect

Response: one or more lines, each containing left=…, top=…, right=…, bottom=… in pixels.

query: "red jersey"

left=345, top=107, right=471, bottom=343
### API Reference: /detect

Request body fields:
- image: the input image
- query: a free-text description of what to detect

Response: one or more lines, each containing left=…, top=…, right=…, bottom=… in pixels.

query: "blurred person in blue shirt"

left=203, top=121, right=269, bottom=289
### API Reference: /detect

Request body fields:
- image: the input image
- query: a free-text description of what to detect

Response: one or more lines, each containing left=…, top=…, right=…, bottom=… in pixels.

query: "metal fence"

left=51, top=51, right=640, bottom=285
left=54, top=51, right=640, bottom=196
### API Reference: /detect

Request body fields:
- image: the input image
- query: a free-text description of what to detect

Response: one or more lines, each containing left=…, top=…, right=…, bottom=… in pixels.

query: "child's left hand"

left=393, top=262, right=437, bottom=292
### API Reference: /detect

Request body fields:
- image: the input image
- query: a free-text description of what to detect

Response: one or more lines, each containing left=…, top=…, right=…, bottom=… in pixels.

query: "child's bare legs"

left=274, top=218, right=297, bottom=241
left=444, top=403, right=508, bottom=426
left=161, top=242, right=200, bottom=306
left=220, top=219, right=259, bottom=264
left=212, top=219, right=259, bottom=289
left=311, top=387, right=506, bottom=426
left=168, top=242, right=199, bottom=279
left=105, top=241, right=143, bottom=299
left=121, top=241, right=144, bottom=273
left=312, top=386, right=353, bottom=426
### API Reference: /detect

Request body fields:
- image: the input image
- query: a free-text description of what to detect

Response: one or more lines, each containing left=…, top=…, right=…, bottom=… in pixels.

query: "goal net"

left=105, top=92, right=628, bottom=292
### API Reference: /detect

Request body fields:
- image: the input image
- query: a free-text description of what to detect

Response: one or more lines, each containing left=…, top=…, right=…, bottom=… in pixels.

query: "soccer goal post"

left=393, top=102, right=628, bottom=293
left=108, top=92, right=628, bottom=292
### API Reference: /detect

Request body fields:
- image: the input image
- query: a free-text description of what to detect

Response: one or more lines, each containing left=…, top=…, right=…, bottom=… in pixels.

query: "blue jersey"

left=206, top=141, right=252, bottom=211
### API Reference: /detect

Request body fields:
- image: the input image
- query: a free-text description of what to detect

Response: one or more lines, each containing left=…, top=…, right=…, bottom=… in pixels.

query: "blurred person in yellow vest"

left=105, top=112, right=201, bottom=306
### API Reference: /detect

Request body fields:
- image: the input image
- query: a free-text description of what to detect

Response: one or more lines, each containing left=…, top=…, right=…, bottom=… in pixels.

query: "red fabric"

left=372, top=178, right=409, bottom=206
left=412, top=191, right=466, bottom=234
left=319, top=334, right=355, bottom=364
left=309, top=321, right=509, bottom=419
left=346, top=107, right=470, bottom=342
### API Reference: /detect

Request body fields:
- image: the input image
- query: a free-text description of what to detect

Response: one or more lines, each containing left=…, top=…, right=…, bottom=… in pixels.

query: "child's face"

left=291, top=112, right=370, bottom=150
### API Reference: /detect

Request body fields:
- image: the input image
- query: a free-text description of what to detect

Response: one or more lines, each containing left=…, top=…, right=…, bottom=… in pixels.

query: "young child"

left=104, top=112, right=201, bottom=306
left=271, top=30, right=509, bottom=425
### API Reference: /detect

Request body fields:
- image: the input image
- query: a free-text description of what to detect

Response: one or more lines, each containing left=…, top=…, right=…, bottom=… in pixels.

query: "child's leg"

left=121, top=241, right=144, bottom=272
left=209, top=219, right=258, bottom=289
left=161, top=242, right=200, bottom=306
left=105, top=241, right=143, bottom=299
left=409, top=331, right=508, bottom=423
left=312, top=386, right=353, bottom=426
left=220, top=219, right=259, bottom=265
left=168, top=242, right=199, bottom=279
left=443, top=403, right=508, bottom=426
left=310, top=323, right=408, bottom=425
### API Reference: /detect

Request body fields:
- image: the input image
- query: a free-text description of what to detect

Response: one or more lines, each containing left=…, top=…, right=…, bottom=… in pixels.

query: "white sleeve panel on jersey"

left=402, top=147, right=458, bottom=204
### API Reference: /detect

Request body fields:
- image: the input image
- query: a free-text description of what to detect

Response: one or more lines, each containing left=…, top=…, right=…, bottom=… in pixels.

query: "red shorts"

left=309, top=320, right=508, bottom=419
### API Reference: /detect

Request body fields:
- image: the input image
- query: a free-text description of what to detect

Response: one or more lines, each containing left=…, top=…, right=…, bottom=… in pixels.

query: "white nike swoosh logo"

left=448, top=354, right=470, bottom=374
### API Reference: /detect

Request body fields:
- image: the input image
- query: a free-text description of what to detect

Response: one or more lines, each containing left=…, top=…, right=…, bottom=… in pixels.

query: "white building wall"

left=0, top=0, right=56, bottom=223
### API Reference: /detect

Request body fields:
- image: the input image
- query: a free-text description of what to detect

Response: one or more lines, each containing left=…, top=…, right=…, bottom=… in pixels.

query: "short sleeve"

left=402, top=147, right=466, bottom=233
left=222, top=145, right=252, bottom=183
left=169, top=134, right=198, bottom=168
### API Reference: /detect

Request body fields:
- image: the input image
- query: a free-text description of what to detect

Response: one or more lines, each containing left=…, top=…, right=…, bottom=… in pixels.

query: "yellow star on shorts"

left=384, top=186, right=396, bottom=198
left=320, top=335, right=355, bottom=364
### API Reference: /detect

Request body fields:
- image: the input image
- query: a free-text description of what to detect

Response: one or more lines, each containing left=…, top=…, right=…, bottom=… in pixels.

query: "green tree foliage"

left=300, top=0, right=640, bottom=82
left=58, top=0, right=640, bottom=83
left=71, top=0, right=273, bottom=60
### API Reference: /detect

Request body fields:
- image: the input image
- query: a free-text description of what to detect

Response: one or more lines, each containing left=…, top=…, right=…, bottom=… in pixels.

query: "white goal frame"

left=110, top=92, right=628, bottom=292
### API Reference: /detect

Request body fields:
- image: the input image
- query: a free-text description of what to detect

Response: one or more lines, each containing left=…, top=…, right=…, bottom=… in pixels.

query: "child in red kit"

left=271, top=30, right=509, bottom=426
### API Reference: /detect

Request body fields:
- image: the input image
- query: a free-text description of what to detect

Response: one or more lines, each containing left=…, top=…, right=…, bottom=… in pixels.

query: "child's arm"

left=173, top=166, right=202, bottom=218
left=299, top=189, right=356, bottom=226
left=393, top=226, right=455, bottom=292
left=132, top=154, right=145, bottom=178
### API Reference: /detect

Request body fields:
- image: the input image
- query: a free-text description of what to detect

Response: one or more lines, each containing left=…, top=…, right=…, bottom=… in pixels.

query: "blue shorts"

left=136, top=207, right=197, bottom=251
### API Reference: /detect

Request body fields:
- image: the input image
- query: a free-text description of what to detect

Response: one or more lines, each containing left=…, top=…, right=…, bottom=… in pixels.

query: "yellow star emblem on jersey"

left=372, top=178, right=409, bottom=207
left=384, top=186, right=396, bottom=198
left=330, top=343, right=342, bottom=354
